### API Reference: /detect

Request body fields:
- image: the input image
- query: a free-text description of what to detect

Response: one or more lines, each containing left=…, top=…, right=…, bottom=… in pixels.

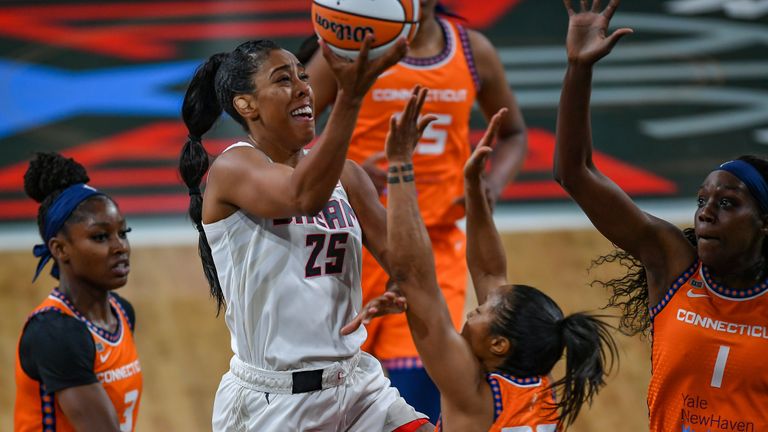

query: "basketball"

left=311, top=0, right=419, bottom=60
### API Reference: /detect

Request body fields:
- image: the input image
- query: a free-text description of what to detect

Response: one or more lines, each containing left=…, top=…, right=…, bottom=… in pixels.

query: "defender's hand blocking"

left=564, top=0, right=633, bottom=66
left=464, top=108, right=507, bottom=182
left=340, top=291, right=407, bottom=336
left=321, top=34, right=407, bottom=103
left=384, top=86, right=436, bottom=162
left=455, top=108, right=507, bottom=209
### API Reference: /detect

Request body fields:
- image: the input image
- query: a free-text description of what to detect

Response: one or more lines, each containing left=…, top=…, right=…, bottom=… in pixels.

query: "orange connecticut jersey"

left=648, top=260, right=768, bottom=432
left=437, top=373, right=559, bottom=432
left=15, top=289, right=142, bottom=432
left=348, top=18, right=478, bottom=227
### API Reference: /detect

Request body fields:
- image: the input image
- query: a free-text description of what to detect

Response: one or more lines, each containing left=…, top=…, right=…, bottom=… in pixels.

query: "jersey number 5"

left=415, top=113, right=452, bottom=155
left=306, top=233, right=348, bottom=277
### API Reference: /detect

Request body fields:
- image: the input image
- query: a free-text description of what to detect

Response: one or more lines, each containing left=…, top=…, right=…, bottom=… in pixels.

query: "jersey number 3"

left=120, top=389, right=139, bottom=432
left=306, top=233, right=348, bottom=278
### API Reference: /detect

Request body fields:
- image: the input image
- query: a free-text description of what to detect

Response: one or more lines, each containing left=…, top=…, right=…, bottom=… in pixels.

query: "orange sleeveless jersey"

left=15, top=289, right=143, bottom=432
left=437, top=373, right=560, bottom=432
left=648, top=260, right=768, bottom=431
left=349, top=18, right=478, bottom=227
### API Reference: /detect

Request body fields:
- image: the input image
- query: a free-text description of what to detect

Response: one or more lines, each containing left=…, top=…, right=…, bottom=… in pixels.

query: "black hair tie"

left=188, top=133, right=202, bottom=142
left=188, top=186, right=201, bottom=196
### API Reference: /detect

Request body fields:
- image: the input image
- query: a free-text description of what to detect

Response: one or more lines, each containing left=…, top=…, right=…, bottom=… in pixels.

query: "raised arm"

left=470, top=30, right=528, bottom=206
left=554, top=0, right=693, bottom=296
left=386, top=87, right=489, bottom=412
left=207, top=37, right=407, bottom=220
left=306, top=47, right=339, bottom=118
left=464, top=110, right=509, bottom=304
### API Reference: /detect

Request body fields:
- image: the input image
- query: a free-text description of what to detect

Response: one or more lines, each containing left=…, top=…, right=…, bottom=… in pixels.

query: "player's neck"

left=247, top=133, right=302, bottom=167
left=58, top=282, right=116, bottom=329
left=708, top=255, right=767, bottom=290
left=409, top=17, right=443, bottom=57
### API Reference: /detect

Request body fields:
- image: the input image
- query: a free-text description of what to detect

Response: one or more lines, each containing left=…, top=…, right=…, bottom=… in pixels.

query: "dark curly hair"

left=24, top=152, right=111, bottom=240
left=591, top=155, right=768, bottom=336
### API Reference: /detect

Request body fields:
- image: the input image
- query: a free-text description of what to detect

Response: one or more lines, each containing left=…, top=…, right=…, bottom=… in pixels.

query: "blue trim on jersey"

left=50, top=288, right=124, bottom=343
left=381, top=356, right=423, bottom=371
left=486, top=372, right=544, bottom=422
left=40, top=383, right=56, bottom=432
left=402, top=19, right=452, bottom=67
left=487, top=375, right=504, bottom=421
left=702, top=264, right=768, bottom=299
left=649, top=260, right=699, bottom=320
left=456, top=24, right=480, bottom=91
left=111, top=295, right=133, bottom=332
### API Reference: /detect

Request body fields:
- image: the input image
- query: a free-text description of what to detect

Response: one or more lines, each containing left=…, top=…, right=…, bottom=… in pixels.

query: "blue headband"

left=717, top=160, right=768, bottom=214
left=32, top=183, right=103, bottom=281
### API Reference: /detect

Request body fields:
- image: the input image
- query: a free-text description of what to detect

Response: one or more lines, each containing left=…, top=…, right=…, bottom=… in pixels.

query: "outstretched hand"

left=564, top=0, right=633, bottom=66
left=464, top=108, right=507, bottom=183
left=320, top=35, right=407, bottom=102
left=340, top=291, right=407, bottom=336
left=454, top=108, right=507, bottom=210
left=384, top=86, right=436, bottom=162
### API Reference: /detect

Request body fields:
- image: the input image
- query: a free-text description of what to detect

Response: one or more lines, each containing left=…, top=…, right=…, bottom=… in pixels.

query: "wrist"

left=335, top=90, right=363, bottom=109
left=566, top=60, right=595, bottom=73
left=387, top=161, right=415, bottom=184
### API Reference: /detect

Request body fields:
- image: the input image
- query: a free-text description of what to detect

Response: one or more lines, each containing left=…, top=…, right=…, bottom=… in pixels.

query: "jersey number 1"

left=306, top=233, right=348, bottom=277
left=710, top=345, right=730, bottom=388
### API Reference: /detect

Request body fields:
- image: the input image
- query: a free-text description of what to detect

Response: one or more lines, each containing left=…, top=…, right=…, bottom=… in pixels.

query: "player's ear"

left=233, top=95, right=258, bottom=120
left=489, top=335, right=510, bottom=357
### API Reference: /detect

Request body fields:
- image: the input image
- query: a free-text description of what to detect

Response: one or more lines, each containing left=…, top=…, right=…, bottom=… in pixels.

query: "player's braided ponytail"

left=179, top=40, right=282, bottom=314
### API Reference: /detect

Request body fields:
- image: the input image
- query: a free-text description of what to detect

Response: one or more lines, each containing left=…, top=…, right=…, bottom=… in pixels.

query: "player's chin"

left=296, top=128, right=316, bottom=147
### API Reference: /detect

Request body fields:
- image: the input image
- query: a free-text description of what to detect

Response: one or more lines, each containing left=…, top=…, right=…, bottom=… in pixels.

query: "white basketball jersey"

left=203, top=143, right=365, bottom=371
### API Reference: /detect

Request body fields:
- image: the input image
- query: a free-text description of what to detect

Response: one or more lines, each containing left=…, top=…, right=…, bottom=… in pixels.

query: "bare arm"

left=470, top=30, right=528, bottom=205
left=338, top=160, right=409, bottom=335
left=464, top=110, right=509, bottom=304
left=554, top=0, right=694, bottom=300
left=386, top=87, right=488, bottom=411
left=306, top=47, right=339, bottom=118
left=58, top=383, right=121, bottom=432
left=208, top=37, right=406, bottom=220
left=307, top=48, right=389, bottom=196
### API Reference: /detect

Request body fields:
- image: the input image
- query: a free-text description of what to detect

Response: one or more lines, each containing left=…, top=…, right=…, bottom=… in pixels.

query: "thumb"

left=365, top=151, right=387, bottom=165
left=605, top=28, right=633, bottom=51
left=340, top=313, right=365, bottom=335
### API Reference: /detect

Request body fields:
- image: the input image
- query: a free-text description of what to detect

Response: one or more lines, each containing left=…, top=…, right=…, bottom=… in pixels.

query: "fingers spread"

left=417, top=115, right=438, bottom=137
left=563, top=0, right=575, bottom=15
left=603, top=0, right=620, bottom=19
left=606, top=27, right=633, bottom=49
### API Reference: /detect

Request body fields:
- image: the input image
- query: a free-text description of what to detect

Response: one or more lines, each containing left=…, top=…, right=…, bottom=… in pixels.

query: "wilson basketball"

left=311, top=0, right=420, bottom=59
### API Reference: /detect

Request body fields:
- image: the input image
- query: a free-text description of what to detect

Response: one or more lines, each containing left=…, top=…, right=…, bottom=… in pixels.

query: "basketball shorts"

left=211, top=351, right=427, bottom=431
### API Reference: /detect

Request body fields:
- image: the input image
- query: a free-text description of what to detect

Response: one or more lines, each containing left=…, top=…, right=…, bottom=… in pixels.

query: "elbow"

left=291, top=188, right=329, bottom=216
left=553, top=156, right=592, bottom=194
left=296, top=199, right=326, bottom=217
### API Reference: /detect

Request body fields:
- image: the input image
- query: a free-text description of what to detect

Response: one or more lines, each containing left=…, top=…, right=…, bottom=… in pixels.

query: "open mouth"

left=112, top=260, right=130, bottom=276
left=290, top=105, right=314, bottom=121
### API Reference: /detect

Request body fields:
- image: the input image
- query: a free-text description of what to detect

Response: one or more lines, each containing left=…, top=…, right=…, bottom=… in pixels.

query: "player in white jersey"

left=178, top=37, right=432, bottom=431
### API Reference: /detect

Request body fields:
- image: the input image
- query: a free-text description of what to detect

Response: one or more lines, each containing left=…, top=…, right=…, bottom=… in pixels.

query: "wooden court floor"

left=1, top=229, right=652, bottom=431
